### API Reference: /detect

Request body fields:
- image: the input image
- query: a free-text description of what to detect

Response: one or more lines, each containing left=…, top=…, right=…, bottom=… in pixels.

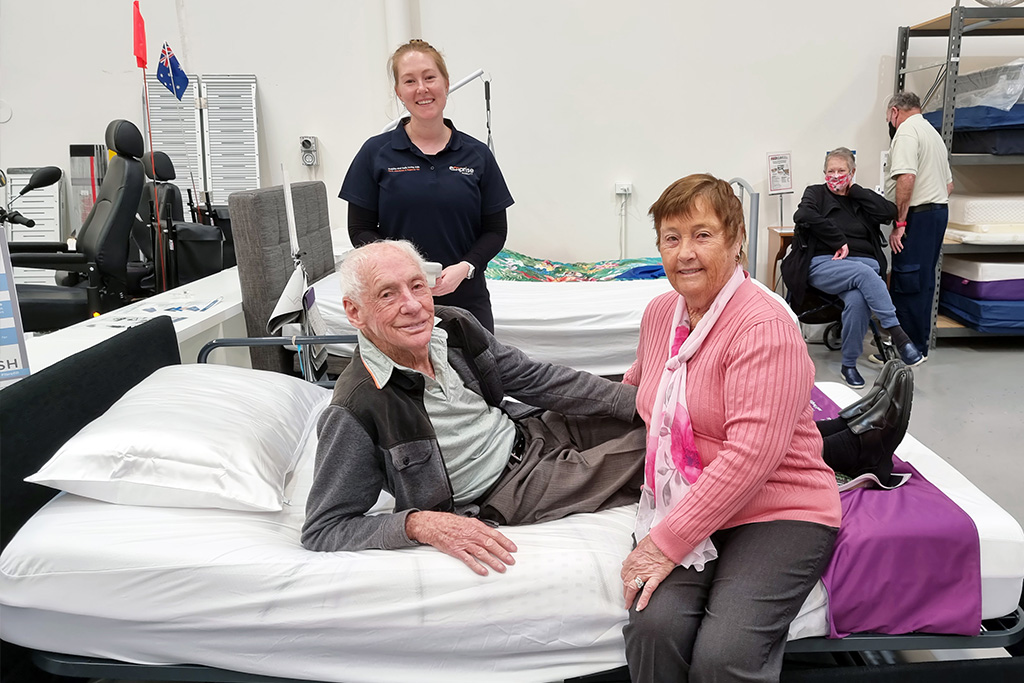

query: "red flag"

left=133, top=1, right=147, bottom=68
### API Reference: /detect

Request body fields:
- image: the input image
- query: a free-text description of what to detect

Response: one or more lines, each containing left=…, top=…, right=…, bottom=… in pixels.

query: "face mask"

left=826, top=173, right=850, bottom=193
left=888, top=121, right=897, bottom=140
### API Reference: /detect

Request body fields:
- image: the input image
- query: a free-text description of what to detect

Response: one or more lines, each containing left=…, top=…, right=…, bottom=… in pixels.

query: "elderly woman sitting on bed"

left=619, top=174, right=911, bottom=683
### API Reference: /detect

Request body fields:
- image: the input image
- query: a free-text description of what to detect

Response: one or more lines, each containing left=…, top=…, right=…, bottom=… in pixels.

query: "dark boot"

left=838, top=359, right=903, bottom=421
left=843, top=365, right=914, bottom=482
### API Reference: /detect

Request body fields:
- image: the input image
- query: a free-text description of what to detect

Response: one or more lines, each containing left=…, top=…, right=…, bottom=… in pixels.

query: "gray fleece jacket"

left=301, top=306, right=637, bottom=552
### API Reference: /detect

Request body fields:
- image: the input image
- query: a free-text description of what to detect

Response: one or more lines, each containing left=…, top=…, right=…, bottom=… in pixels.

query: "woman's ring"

left=634, top=576, right=645, bottom=590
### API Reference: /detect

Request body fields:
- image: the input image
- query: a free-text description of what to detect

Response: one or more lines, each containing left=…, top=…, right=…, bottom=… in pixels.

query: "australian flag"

left=156, top=42, right=188, bottom=100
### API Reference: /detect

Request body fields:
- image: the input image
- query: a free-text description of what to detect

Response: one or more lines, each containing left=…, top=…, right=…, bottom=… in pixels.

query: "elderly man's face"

left=344, top=247, right=435, bottom=362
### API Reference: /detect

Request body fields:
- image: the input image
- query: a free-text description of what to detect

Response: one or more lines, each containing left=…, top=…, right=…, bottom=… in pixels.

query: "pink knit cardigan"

left=623, top=278, right=841, bottom=563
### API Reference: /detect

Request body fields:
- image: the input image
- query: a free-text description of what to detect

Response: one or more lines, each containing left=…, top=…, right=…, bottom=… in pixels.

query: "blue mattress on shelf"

left=924, top=104, right=1024, bottom=131
left=939, top=290, right=1024, bottom=332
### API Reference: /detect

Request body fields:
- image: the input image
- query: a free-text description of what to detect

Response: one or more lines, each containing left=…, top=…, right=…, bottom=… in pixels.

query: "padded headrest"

left=105, top=119, right=144, bottom=159
left=143, top=151, right=176, bottom=181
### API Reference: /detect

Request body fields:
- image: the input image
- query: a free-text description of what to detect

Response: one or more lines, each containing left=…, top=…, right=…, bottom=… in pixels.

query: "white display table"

left=25, top=268, right=248, bottom=374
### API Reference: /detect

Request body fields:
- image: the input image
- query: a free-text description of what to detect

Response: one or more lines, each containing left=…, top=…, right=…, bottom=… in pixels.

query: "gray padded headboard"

left=228, top=181, right=335, bottom=373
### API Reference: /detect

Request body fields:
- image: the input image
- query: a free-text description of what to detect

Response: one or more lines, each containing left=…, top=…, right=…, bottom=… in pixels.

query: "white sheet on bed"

left=942, top=254, right=1024, bottom=282
left=1, top=383, right=1021, bottom=683
left=311, top=270, right=674, bottom=376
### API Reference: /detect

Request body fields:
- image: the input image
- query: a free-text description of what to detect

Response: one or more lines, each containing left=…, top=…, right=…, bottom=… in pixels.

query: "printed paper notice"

left=767, top=151, right=793, bottom=195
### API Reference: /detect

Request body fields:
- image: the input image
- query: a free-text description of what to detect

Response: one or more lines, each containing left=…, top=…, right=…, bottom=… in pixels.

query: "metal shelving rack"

left=894, top=3, right=1024, bottom=344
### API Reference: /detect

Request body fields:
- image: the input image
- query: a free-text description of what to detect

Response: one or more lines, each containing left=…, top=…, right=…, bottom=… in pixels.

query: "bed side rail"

left=785, top=606, right=1024, bottom=653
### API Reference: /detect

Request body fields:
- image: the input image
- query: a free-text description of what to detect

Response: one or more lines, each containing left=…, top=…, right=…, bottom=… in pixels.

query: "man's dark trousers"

left=889, top=205, right=948, bottom=355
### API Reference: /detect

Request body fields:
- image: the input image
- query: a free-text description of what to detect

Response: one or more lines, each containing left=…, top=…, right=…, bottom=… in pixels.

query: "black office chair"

left=11, top=120, right=146, bottom=332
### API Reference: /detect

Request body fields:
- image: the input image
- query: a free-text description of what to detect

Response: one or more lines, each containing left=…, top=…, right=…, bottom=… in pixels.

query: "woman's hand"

left=432, top=262, right=472, bottom=297
left=832, top=244, right=849, bottom=260
left=621, top=535, right=677, bottom=611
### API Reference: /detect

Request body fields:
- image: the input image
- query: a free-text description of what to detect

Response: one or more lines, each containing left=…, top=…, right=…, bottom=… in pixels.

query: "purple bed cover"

left=810, top=387, right=983, bottom=639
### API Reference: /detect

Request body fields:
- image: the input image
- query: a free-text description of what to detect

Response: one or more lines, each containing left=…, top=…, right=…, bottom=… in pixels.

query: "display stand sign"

left=767, top=151, right=793, bottom=195
left=0, top=230, right=31, bottom=386
left=767, top=151, right=794, bottom=227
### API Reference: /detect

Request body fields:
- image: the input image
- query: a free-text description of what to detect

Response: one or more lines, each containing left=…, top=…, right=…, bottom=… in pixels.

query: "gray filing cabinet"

left=5, top=167, right=66, bottom=285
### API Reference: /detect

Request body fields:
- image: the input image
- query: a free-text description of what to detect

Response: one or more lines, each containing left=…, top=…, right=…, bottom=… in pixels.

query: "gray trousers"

left=624, top=520, right=838, bottom=683
left=808, top=255, right=900, bottom=367
left=479, top=412, right=646, bottom=526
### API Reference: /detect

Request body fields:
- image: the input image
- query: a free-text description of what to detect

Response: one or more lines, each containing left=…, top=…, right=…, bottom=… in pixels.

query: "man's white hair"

left=338, top=239, right=429, bottom=304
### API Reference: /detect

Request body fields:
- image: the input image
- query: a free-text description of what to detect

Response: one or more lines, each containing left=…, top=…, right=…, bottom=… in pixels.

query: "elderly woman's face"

left=824, top=157, right=853, bottom=194
left=658, top=200, right=742, bottom=311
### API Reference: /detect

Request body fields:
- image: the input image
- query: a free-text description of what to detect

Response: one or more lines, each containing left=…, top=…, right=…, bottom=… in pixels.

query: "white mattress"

left=945, top=228, right=1024, bottom=244
left=942, top=254, right=1024, bottom=282
left=1, top=383, right=1021, bottom=683
left=948, top=193, right=1024, bottom=234
left=312, top=271, right=674, bottom=376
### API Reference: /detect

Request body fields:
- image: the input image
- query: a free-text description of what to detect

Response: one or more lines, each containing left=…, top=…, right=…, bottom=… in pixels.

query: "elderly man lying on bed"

left=301, top=239, right=648, bottom=574
left=302, top=239, right=911, bottom=576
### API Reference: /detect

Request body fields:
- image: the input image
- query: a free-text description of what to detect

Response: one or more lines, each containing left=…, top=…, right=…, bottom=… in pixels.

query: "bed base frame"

left=3, top=318, right=1023, bottom=683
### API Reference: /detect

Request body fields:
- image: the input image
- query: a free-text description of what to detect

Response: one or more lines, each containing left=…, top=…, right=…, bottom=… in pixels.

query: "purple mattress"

left=941, top=272, right=1024, bottom=301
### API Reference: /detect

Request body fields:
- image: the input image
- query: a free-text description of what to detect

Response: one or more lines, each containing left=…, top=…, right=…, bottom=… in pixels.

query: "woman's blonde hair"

left=388, top=39, right=449, bottom=88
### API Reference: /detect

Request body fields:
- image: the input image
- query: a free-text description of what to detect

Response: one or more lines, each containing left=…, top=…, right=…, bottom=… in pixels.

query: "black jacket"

left=793, top=183, right=897, bottom=276
left=300, top=306, right=637, bottom=552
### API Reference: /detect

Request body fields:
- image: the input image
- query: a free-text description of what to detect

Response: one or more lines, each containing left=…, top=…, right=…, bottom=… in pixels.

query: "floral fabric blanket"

left=485, top=249, right=664, bottom=282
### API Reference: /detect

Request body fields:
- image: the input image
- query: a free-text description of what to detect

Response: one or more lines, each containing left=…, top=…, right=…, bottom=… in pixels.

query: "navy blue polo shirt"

left=340, top=119, right=514, bottom=267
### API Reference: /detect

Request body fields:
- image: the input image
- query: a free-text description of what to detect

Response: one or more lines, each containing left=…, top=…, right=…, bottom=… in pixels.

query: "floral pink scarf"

left=634, top=265, right=746, bottom=570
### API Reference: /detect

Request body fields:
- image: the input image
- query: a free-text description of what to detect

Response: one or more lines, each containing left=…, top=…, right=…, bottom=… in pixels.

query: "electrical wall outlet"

left=615, top=182, right=633, bottom=195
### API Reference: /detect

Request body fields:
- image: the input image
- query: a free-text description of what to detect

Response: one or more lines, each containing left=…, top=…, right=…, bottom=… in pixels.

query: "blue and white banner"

left=0, top=230, right=31, bottom=384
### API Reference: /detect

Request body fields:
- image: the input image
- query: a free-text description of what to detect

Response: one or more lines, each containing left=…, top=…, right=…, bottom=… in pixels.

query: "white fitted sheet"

left=942, top=254, right=1024, bottom=282
left=1, top=383, right=1021, bottom=683
left=312, top=271, right=674, bottom=376
left=949, top=193, right=1024, bottom=233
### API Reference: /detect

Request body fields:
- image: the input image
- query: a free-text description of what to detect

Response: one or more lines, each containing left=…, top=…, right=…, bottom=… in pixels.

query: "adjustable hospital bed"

left=1, top=317, right=1022, bottom=683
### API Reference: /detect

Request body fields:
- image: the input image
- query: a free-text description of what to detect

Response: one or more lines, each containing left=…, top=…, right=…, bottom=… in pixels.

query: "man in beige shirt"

left=881, top=91, right=954, bottom=360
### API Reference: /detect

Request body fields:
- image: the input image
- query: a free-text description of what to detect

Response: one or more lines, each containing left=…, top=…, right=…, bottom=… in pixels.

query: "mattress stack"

left=940, top=253, right=1024, bottom=333
left=939, top=195, right=1024, bottom=332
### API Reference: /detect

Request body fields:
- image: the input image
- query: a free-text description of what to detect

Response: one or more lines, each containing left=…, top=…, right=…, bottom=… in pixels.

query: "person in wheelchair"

left=793, top=147, right=923, bottom=387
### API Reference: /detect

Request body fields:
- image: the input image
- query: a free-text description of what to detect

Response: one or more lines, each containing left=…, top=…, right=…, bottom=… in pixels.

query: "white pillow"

left=27, top=364, right=331, bottom=512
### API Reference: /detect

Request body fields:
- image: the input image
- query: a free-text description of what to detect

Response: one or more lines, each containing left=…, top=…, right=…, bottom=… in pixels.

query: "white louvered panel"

left=5, top=169, right=64, bottom=245
left=142, top=74, right=205, bottom=196
left=200, top=75, right=260, bottom=204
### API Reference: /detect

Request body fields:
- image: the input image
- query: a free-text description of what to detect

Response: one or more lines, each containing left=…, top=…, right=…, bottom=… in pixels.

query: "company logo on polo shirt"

left=386, top=165, right=421, bottom=173
left=449, top=165, right=475, bottom=176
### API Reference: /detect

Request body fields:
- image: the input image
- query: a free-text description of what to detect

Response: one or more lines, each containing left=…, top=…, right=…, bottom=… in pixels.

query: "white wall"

left=1, top=0, right=1021, bottom=275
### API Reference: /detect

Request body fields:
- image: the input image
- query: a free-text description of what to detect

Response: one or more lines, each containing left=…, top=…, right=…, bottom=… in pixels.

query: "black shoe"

left=839, top=359, right=904, bottom=421
left=896, top=341, right=925, bottom=367
left=840, top=365, right=865, bottom=388
left=870, top=350, right=927, bottom=366
left=844, top=366, right=914, bottom=483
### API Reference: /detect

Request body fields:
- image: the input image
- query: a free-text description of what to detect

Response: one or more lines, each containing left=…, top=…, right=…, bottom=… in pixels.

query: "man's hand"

left=432, top=262, right=472, bottom=297
left=832, top=244, right=849, bottom=260
left=406, top=510, right=518, bottom=576
left=890, top=225, right=906, bottom=253
left=621, top=535, right=677, bottom=612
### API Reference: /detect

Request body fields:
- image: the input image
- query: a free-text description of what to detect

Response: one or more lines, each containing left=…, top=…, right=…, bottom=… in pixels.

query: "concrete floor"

left=806, top=332, right=1024, bottom=528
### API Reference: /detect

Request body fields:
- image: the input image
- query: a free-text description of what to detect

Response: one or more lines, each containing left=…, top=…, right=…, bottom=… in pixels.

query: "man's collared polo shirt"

left=356, top=324, right=514, bottom=504
left=339, top=119, right=513, bottom=268
left=885, top=113, right=953, bottom=207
